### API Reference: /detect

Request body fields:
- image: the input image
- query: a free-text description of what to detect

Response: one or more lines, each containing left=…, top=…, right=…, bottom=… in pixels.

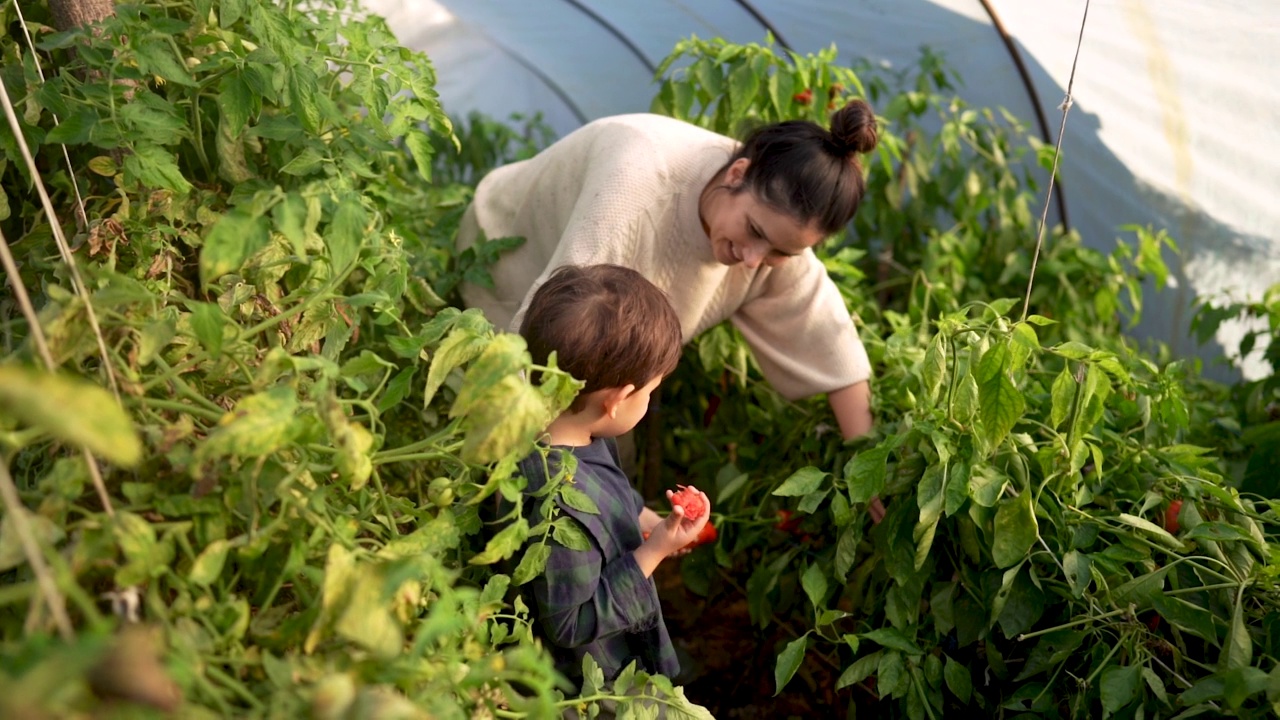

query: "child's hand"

left=643, top=488, right=711, bottom=559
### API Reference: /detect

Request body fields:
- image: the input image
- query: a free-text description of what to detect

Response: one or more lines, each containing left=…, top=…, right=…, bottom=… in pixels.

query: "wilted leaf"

left=197, top=386, right=299, bottom=461
left=189, top=539, right=231, bottom=586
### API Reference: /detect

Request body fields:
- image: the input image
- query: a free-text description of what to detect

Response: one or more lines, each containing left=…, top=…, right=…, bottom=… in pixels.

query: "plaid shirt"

left=516, top=438, right=680, bottom=685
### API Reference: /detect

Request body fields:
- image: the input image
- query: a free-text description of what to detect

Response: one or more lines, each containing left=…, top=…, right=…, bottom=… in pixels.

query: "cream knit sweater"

left=456, top=114, right=871, bottom=401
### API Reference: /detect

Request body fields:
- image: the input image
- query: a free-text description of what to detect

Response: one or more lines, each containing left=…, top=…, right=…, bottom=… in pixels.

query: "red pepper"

left=775, top=509, right=803, bottom=534
left=1164, top=499, right=1183, bottom=534
left=793, top=89, right=813, bottom=105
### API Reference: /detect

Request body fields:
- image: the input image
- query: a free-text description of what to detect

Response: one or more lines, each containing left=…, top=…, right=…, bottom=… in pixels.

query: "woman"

left=457, top=100, right=879, bottom=442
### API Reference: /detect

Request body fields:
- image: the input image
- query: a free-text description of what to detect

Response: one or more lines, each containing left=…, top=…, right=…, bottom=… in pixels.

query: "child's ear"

left=600, top=384, right=636, bottom=419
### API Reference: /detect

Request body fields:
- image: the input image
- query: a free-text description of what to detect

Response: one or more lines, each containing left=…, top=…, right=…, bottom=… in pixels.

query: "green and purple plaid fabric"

left=517, top=438, right=680, bottom=685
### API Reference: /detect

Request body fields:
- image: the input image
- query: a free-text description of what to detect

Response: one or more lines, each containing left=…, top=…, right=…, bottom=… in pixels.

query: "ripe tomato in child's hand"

left=1164, top=499, right=1183, bottom=534
left=670, top=485, right=708, bottom=520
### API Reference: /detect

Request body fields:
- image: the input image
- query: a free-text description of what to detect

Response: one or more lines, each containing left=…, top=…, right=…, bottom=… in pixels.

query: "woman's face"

left=702, top=159, right=825, bottom=269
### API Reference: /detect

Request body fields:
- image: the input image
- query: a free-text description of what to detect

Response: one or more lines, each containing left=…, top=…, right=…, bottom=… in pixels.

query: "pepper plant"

left=650, top=35, right=1280, bottom=718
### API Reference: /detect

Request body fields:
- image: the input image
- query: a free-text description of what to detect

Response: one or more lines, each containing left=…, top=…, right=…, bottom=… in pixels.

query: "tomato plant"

left=0, top=1, right=708, bottom=718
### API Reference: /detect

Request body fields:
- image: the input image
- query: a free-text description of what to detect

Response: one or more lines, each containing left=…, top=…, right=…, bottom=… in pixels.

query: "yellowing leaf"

left=0, top=365, right=142, bottom=466
left=197, top=386, right=299, bottom=462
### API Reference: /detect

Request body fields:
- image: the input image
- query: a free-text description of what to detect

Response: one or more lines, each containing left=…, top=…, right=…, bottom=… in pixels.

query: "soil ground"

left=653, top=563, right=874, bottom=719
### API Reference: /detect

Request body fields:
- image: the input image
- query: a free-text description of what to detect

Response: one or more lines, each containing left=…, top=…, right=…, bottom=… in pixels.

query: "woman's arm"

left=828, top=381, right=873, bottom=440
left=828, top=381, right=886, bottom=523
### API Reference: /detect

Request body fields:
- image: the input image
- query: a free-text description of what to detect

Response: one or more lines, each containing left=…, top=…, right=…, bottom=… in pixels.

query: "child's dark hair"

left=520, top=264, right=683, bottom=412
left=727, top=98, right=879, bottom=236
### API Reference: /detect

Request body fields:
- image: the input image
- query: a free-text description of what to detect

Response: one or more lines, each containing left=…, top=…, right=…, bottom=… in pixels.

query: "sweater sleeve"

left=531, top=522, right=662, bottom=650
left=731, top=253, right=872, bottom=400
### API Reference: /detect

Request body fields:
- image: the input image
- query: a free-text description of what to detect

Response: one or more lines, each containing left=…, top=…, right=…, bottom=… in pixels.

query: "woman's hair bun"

left=829, top=99, right=878, bottom=156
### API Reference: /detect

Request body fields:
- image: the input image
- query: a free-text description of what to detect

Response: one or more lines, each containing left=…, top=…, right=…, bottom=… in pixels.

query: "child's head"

left=520, top=264, right=683, bottom=426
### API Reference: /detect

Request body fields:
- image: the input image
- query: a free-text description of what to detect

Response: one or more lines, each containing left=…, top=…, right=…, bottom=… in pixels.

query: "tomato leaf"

left=0, top=366, right=142, bottom=467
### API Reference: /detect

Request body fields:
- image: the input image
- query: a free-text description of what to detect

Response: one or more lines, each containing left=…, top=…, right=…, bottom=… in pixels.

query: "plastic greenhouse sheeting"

left=366, top=0, right=1280, bottom=380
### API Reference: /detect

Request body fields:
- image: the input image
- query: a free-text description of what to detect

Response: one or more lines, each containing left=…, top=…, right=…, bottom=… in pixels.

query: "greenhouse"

left=1, top=1, right=1278, bottom=718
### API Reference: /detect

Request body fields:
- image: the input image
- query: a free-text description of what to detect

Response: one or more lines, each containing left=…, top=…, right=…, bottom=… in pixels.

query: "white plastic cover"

left=367, top=0, right=1280, bottom=379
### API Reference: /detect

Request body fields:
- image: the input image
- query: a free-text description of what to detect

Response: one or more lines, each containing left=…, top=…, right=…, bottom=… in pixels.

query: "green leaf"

left=552, top=519, right=592, bottom=551
left=976, top=341, right=1024, bottom=450
left=1117, top=513, right=1185, bottom=550
left=1027, top=314, right=1057, bottom=326
left=944, top=657, right=972, bottom=703
left=717, top=473, right=750, bottom=504
left=200, top=210, right=269, bottom=286
left=772, top=635, right=808, bottom=695
left=327, top=195, right=367, bottom=271
left=0, top=366, right=142, bottom=466
left=859, top=628, right=924, bottom=655
left=135, top=38, right=196, bottom=86
left=558, top=485, right=601, bottom=515
left=1184, top=521, right=1253, bottom=543
left=218, top=75, right=255, bottom=137
left=480, top=574, right=511, bottom=607
left=288, top=64, right=322, bottom=133
left=845, top=446, right=890, bottom=503
left=801, top=563, right=828, bottom=610
left=189, top=539, right=231, bottom=586
left=512, top=543, right=551, bottom=585
left=123, top=144, right=193, bottom=194
left=968, top=464, right=1007, bottom=507
left=773, top=467, right=827, bottom=497
left=992, top=491, right=1037, bottom=568
left=188, top=301, right=227, bottom=357
left=921, top=333, right=946, bottom=405
left=0, top=512, right=65, bottom=573
left=272, top=192, right=308, bottom=256
left=1222, top=598, right=1252, bottom=671
left=470, top=519, right=528, bottom=566
left=404, top=127, right=434, bottom=182
left=424, top=326, right=488, bottom=407
left=1062, top=550, right=1092, bottom=598
left=836, top=651, right=881, bottom=690
left=1052, top=341, right=1094, bottom=360
left=45, top=111, right=97, bottom=144
left=1100, top=664, right=1142, bottom=715
left=1152, top=594, right=1217, bottom=644
left=1142, top=666, right=1170, bottom=707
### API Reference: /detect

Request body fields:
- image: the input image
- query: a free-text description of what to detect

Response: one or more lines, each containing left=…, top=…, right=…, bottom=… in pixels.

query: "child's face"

left=601, top=375, right=663, bottom=436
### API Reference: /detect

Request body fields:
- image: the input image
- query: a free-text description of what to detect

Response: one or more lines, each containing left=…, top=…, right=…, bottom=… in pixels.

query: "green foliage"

left=650, top=35, right=1280, bottom=718
left=0, top=1, right=682, bottom=717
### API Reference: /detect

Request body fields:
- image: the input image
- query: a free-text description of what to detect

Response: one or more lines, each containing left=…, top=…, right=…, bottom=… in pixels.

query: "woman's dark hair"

left=727, top=99, right=878, bottom=236
left=520, top=264, right=683, bottom=412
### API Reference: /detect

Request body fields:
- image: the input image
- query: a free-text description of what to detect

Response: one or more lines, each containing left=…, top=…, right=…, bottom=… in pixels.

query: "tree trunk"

left=48, top=0, right=115, bottom=31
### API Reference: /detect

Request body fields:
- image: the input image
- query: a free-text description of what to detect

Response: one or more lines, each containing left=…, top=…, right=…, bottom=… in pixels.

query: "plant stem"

left=1017, top=604, right=1132, bottom=641
left=0, top=462, right=74, bottom=640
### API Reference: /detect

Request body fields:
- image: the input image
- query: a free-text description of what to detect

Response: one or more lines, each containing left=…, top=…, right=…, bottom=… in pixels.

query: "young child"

left=515, top=263, right=711, bottom=686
